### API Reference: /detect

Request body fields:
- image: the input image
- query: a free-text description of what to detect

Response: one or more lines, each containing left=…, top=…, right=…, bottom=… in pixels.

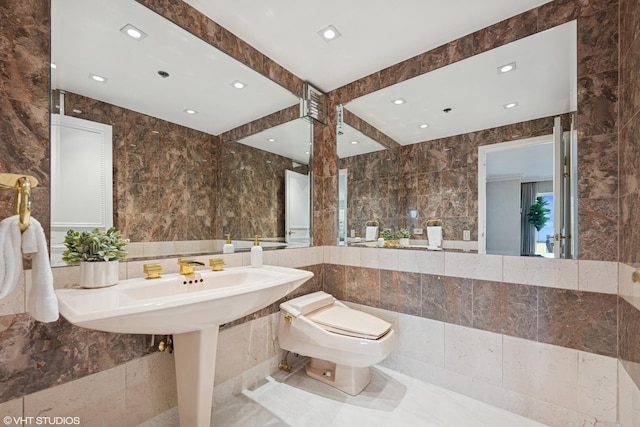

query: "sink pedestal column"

left=173, top=326, right=219, bottom=427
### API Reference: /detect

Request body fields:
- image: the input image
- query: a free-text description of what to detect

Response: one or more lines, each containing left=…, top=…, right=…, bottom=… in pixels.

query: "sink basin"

left=56, top=265, right=313, bottom=335
left=55, top=264, right=314, bottom=427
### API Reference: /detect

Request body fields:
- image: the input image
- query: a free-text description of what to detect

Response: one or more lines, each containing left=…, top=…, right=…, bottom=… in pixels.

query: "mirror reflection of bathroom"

left=50, top=0, right=303, bottom=261
left=337, top=123, right=395, bottom=245
left=341, top=20, right=577, bottom=257
left=229, top=118, right=313, bottom=247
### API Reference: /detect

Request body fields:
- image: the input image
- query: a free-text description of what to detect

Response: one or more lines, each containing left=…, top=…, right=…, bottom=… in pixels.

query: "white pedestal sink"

left=56, top=265, right=314, bottom=426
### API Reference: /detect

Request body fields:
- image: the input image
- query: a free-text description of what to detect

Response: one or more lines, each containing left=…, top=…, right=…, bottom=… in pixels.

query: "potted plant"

left=396, top=228, right=410, bottom=247
left=62, top=227, right=129, bottom=288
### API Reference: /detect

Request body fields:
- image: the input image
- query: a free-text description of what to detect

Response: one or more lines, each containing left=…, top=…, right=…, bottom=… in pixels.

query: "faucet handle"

left=143, top=263, right=162, bottom=280
left=209, top=258, right=226, bottom=271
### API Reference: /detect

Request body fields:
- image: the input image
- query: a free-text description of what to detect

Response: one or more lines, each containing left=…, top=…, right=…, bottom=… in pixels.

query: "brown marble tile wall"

left=619, top=0, right=640, bottom=264
left=619, top=0, right=640, bottom=393
left=339, top=150, right=400, bottom=235
left=323, top=265, right=618, bottom=357
left=0, top=0, right=50, bottom=234
left=59, top=92, right=217, bottom=242
left=217, top=140, right=307, bottom=239
left=313, top=110, right=339, bottom=246
left=328, top=1, right=619, bottom=261
left=0, top=314, right=153, bottom=403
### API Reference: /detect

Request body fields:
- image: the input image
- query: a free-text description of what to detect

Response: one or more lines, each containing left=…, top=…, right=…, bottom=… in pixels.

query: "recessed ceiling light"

left=231, top=80, right=247, bottom=89
left=267, top=138, right=276, bottom=142
left=89, top=73, right=107, bottom=83
left=51, top=63, right=57, bottom=69
left=72, top=109, right=82, bottom=114
left=498, top=62, right=517, bottom=74
left=184, top=109, right=198, bottom=115
left=419, top=124, right=429, bottom=129
left=120, top=24, right=148, bottom=41
left=503, top=102, right=519, bottom=109
left=318, top=25, right=342, bottom=42
left=392, top=98, right=406, bottom=105
left=351, top=140, right=360, bottom=145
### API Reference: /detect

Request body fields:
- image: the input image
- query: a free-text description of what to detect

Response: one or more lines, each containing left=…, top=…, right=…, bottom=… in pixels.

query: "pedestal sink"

left=55, top=265, right=313, bottom=426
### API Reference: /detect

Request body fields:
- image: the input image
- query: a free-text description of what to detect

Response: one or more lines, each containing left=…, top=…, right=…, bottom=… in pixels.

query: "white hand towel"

left=365, top=226, right=378, bottom=241
left=22, top=217, right=59, bottom=323
left=0, top=215, right=23, bottom=300
left=427, top=226, right=443, bottom=248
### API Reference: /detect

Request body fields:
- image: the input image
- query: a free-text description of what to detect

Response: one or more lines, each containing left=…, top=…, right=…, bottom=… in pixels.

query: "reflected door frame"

left=478, top=134, right=554, bottom=256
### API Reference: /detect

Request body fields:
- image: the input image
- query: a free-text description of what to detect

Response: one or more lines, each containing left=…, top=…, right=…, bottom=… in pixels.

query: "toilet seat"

left=307, top=305, right=391, bottom=340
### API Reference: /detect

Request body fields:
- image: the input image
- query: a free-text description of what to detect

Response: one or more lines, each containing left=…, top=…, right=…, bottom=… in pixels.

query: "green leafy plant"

left=396, top=228, right=410, bottom=239
left=62, top=227, right=129, bottom=265
left=381, top=228, right=394, bottom=240
left=527, top=196, right=551, bottom=231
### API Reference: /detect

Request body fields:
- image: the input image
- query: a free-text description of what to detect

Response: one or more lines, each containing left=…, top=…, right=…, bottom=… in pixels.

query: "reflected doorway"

left=478, top=118, right=576, bottom=259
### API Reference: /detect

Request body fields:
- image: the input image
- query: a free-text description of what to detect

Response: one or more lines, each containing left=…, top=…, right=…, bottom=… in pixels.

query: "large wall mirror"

left=50, top=0, right=305, bottom=264
left=341, top=20, right=578, bottom=258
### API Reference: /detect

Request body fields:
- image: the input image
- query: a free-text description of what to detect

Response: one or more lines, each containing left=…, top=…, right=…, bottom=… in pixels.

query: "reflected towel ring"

left=426, top=218, right=443, bottom=227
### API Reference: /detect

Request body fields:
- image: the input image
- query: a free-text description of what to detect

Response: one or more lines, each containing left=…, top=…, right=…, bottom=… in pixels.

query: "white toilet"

left=278, top=291, right=397, bottom=395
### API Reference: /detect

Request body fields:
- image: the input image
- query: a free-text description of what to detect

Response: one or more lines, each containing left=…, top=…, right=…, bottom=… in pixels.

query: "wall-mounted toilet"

left=278, top=291, right=397, bottom=395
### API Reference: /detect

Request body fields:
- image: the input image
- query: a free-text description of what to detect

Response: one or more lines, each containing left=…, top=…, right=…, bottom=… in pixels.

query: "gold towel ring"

left=1, top=173, right=38, bottom=232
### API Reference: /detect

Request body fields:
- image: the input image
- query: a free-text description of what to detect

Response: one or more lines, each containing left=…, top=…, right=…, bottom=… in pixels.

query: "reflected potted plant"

left=381, top=228, right=398, bottom=247
left=527, top=196, right=551, bottom=231
left=396, top=228, right=410, bottom=247
left=62, top=227, right=129, bottom=288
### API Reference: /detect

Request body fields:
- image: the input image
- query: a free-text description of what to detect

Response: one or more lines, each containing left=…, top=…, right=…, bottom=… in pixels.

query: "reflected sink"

left=55, top=264, right=313, bottom=427
left=56, top=265, right=314, bottom=335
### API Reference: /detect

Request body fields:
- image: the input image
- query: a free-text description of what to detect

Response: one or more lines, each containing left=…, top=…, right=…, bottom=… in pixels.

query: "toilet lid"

left=307, top=306, right=391, bottom=340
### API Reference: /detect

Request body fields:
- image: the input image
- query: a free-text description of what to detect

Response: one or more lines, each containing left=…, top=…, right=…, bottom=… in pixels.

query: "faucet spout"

left=178, top=258, right=205, bottom=276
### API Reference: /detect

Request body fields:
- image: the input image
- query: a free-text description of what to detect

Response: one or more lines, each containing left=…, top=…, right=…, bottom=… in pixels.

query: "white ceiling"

left=184, top=0, right=553, bottom=92
left=487, top=141, right=554, bottom=182
left=337, top=124, right=388, bottom=159
left=347, top=21, right=577, bottom=145
left=235, top=118, right=312, bottom=164
left=51, top=0, right=299, bottom=136
left=51, top=0, right=573, bottom=162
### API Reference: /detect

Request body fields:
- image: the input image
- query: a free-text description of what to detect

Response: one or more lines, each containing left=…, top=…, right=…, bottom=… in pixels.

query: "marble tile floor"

left=142, top=365, right=548, bottom=426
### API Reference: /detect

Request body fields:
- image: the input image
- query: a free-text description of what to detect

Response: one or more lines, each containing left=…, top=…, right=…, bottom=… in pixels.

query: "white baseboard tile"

left=381, top=353, right=508, bottom=410
left=503, top=390, right=582, bottom=427
left=444, top=323, right=503, bottom=387
left=578, top=351, right=618, bottom=423
left=0, top=398, right=23, bottom=427
left=503, top=335, right=579, bottom=410
left=394, top=313, right=445, bottom=367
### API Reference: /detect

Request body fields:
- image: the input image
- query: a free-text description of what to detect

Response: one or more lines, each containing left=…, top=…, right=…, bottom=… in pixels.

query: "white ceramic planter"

left=79, top=261, right=119, bottom=288
left=398, top=238, right=410, bottom=247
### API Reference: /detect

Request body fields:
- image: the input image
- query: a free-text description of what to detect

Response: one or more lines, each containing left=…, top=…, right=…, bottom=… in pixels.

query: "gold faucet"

left=209, top=258, right=225, bottom=271
left=177, top=258, right=204, bottom=276
left=143, top=263, right=163, bottom=279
